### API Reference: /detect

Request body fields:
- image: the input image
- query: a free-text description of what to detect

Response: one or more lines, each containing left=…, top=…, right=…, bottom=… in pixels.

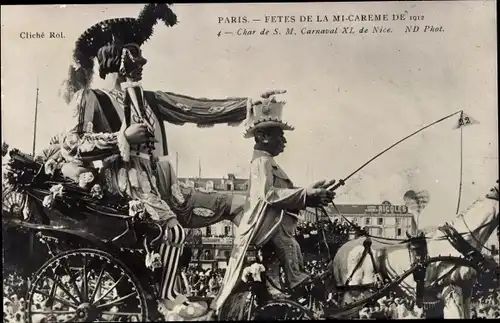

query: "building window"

left=206, top=226, right=211, bottom=237
left=224, top=226, right=231, bottom=236
left=365, top=218, right=371, bottom=225
left=377, top=218, right=383, bottom=225
left=397, top=228, right=402, bottom=236
left=377, top=228, right=383, bottom=236
left=395, top=217, right=401, bottom=225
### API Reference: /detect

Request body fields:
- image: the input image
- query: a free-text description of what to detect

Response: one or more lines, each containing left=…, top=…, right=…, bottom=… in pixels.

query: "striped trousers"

left=158, top=223, right=186, bottom=301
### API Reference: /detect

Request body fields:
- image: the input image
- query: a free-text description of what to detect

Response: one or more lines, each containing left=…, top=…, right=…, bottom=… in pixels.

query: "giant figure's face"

left=122, top=43, right=147, bottom=81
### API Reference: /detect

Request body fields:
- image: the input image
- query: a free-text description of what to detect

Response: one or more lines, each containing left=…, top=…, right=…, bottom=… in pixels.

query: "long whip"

left=326, top=110, right=464, bottom=192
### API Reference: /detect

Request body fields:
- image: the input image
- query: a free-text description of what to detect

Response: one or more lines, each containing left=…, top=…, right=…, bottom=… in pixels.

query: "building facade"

left=186, top=236, right=257, bottom=270
left=300, top=201, right=418, bottom=239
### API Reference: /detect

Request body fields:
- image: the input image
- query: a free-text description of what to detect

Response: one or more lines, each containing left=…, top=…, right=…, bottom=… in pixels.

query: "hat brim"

left=244, top=121, right=294, bottom=138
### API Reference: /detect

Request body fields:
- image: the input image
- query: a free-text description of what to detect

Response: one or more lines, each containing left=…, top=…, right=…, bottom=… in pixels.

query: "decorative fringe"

left=117, top=122, right=131, bottom=162
left=245, top=98, right=253, bottom=127
left=196, top=124, right=215, bottom=128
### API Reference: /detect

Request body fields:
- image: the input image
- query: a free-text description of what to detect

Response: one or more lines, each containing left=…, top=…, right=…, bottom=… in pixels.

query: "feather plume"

left=136, top=3, right=178, bottom=44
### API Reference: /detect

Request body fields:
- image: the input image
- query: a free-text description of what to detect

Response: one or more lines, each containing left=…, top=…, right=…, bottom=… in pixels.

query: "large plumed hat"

left=243, top=90, right=294, bottom=139
left=61, top=3, right=178, bottom=103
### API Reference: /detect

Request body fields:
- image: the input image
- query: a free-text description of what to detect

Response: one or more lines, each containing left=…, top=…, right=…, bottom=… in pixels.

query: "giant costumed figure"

left=52, top=3, right=285, bottom=319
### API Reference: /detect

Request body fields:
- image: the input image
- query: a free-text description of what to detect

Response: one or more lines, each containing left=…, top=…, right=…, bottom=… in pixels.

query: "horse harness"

left=438, top=222, right=497, bottom=273
left=343, top=233, right=430, bottom=306
left=341, top=220, right=496, bottom=308
left=343, top=237, right=383, bottom=288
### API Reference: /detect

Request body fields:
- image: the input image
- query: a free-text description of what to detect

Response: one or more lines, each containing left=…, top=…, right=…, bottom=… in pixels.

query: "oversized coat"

left=249, top=149, right=307, bottom=246
left=211, top=149, right=307, bottom=311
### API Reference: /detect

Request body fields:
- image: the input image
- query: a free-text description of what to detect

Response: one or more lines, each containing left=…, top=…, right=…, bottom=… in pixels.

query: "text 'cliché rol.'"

left=19, top=31, right=66, bottom=39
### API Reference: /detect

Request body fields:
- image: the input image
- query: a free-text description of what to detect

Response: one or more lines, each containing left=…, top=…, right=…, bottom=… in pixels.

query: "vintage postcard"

left=1, top=2, right=498, bottom=322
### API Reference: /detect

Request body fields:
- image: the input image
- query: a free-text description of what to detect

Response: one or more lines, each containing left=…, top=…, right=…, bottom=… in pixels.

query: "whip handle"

left=327, top=179, right=345, bottom=191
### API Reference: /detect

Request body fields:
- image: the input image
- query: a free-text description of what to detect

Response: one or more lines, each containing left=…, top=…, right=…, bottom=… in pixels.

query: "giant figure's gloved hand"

left=305, top=179, right=336, bottom=207
left=124, top=123, right=157, bottom=145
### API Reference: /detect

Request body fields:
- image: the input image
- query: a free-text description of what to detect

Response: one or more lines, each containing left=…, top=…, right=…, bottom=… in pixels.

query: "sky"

left=1, top=2, right=498, bottom=228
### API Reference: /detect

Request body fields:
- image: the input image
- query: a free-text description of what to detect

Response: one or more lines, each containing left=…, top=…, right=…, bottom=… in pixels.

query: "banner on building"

left=364, top=204, right=408, bottom=214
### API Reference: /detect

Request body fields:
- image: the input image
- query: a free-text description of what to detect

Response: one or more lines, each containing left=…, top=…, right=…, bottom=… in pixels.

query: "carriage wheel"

left=26, top=248, right=148, bottom=322
left=252, top=299, right=316, bottom=320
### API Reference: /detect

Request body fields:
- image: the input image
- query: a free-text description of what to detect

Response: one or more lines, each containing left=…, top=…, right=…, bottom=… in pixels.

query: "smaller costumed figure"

left=211, top=92, right=336, bottom=311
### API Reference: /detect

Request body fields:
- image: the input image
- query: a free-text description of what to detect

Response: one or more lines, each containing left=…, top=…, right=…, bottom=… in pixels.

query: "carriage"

left=2, top=147, right=498, bottom=321
left=2, top=147, right=318, bottom=322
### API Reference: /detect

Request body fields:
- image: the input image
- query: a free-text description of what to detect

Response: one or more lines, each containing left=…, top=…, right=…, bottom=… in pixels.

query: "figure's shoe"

left=269, top=290, right=289, bottom=299
left=177, top=300, right=208, bottom=320
left=160, top=295, right=209, bottom=320
left=266, top=281, right=289, bottom=299
left=289, top=276, right=313, bottom=300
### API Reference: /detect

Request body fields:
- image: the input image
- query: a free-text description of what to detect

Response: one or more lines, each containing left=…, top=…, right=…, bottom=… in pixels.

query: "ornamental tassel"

left=245, top=98, right=254, bottom=128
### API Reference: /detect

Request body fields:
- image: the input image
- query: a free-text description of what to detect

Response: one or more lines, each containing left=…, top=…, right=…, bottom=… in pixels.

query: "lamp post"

left=32, top=81, right=40, bottom=156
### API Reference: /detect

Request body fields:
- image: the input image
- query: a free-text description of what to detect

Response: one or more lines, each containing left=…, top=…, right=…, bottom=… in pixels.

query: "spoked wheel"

left=252, top=299, right=316, bottom=320
left=26, top=248, right=148, bottom=322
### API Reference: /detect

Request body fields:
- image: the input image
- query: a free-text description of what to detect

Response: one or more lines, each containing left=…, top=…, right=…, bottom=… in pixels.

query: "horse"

left=330, top=181, right=499, bottom=319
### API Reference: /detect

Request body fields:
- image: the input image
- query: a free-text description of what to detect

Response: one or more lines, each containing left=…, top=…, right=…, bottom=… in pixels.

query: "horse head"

left=451, top=180, right=499, bottom=252
left=485, top=179, right=499, bottom=201
left=435, top=180, right=499, bottom=319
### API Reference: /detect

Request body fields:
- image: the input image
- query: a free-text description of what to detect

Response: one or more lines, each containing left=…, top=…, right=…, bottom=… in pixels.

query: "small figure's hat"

left=243, top=90, right=294, bottom=138
left=62, top=3, right=178, bottom=103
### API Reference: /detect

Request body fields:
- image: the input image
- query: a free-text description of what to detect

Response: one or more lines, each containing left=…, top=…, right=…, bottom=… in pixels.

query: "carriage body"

left=2, top=148, right=322, bottom=321
left=2, top=148, right=167, bottom=322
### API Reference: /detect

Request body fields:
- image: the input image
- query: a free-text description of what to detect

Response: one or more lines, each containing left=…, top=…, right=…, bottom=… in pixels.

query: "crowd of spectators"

left=182, top=265, right=225, bottom=298
left=3, top=259, right=500, bottom=321
left=176, top=258, right=500, bottom=319
left=4, top=274, right=27, bottom=323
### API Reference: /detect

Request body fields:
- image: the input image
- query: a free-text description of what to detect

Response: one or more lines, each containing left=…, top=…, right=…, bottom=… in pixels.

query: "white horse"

left=331, top=182, right=499, bottom=319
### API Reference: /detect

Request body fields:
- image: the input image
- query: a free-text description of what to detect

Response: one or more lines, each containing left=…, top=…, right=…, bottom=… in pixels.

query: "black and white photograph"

left=1, top=2, right=498, bottom=321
